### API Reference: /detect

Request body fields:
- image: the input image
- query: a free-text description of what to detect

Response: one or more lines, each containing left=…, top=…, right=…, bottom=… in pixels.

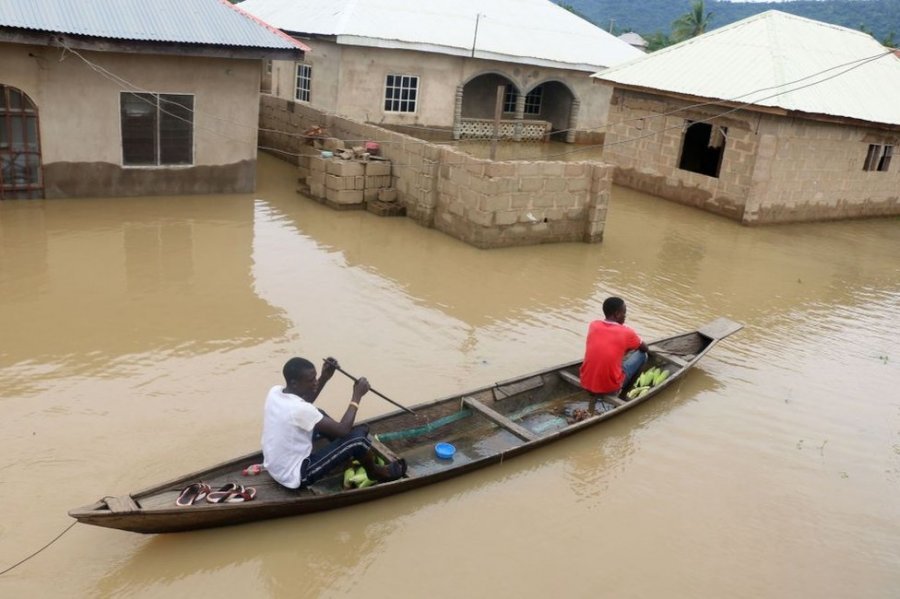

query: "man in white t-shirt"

left=262, top=356, right=407, bottom=489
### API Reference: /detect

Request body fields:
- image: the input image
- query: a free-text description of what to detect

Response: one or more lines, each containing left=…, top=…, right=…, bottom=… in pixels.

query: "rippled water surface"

left=1, top=154, right=898, bottom=597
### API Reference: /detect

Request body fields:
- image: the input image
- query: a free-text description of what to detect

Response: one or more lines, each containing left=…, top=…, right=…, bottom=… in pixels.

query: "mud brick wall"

left=260, top=94, right=613, bottom=247
left=602, top=88, right=900, bottom=224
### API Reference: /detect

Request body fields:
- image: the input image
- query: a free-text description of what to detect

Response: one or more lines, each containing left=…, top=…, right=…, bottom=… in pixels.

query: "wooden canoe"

left=69, top=317, right=742, bottom=534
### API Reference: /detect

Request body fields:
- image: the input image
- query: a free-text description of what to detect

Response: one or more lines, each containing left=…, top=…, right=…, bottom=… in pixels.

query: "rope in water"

left=0, top=521, right=77, bottom=576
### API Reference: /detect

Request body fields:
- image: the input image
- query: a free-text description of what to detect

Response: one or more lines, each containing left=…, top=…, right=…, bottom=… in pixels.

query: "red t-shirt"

left=579, top=320, right=642, bottom=394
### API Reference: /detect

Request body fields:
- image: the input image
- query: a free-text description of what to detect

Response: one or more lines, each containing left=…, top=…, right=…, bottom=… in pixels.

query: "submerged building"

left=592, top=11, right=900, bottom=224
left=0, top=0, right=305, bottom=199
left=239, top=0, right=643, bottom=143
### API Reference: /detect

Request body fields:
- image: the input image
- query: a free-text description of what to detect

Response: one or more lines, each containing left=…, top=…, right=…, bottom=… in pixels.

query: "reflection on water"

left=1, top=153, right=898, bottom=598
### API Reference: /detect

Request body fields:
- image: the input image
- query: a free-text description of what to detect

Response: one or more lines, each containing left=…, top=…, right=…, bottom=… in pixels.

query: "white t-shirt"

left=261, top=385, right=324, bottom=489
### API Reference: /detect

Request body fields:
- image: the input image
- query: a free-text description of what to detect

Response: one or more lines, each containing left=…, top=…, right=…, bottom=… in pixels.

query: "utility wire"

left=55, top=38, right=894, bottom=167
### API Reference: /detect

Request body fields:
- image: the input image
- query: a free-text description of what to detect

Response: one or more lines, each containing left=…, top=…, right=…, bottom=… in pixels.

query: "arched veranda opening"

left=455, top=75, right=578, bottom=142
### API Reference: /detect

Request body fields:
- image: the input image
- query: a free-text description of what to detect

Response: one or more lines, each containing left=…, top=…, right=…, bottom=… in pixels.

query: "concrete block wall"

left=433, top=148, right=610, bottom=247
left=602, top=89, right=759, bottom=221
left=601, top=88, right=900, bottom=224
left=745, top=116, right=900, bottom=223
left=260, top=94, right=612, bottom=247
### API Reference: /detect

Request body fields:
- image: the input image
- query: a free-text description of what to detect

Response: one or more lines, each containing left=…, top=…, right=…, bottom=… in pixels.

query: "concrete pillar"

left=566, top=99, right=580, bottom=144
left=584, top=163, right=611, bottom=243
left=513, top=91, right=526, bottom=141
left=453, top=85, right=464, bottom=140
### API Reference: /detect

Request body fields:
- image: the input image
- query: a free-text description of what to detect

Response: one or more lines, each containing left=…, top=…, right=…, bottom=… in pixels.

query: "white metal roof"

left=617, top=32, right=648, bottom=48
left=592, top=11, right=900, bottom=127
left=237, top=0, right=643, bottom=71
left=0, top=0, right=307, bottom=51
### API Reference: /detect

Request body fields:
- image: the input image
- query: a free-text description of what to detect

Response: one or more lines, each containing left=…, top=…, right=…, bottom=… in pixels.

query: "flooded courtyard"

left=1, top=153, right=899, bottom=597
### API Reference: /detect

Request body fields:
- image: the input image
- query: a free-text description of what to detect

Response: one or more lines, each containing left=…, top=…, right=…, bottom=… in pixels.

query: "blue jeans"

left=622, top=350, right=648, bottom=390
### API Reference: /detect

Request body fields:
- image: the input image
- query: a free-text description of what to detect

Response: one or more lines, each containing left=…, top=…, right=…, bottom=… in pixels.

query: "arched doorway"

left=456, top=73, right=520, bottom=140
left=0, top=85, right=43, bottom=199
left=525, top=80, right=576, bottom=142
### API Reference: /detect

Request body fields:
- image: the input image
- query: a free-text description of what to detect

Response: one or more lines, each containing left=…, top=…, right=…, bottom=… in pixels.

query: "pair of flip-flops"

left=176, top=482, right=212, bottom=506
left=205, top=482, right=256, bottom=504
left=175, top=482, right=256, bottom=506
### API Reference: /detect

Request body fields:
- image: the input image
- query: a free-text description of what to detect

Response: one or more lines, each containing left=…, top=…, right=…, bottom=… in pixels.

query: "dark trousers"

left=301, top=425, right=371, bottom=486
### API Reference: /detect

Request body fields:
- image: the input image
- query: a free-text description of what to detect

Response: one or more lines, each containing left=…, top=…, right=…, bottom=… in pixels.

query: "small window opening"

left=879, top=145, right=893, bottom=171
left=864, top=144, right=893, bottom=172
left=678, top=121, right=727, bottom=178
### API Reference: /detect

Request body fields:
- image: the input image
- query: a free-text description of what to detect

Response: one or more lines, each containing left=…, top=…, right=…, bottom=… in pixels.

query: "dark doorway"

left=462, top=73, right=516, bottom=119
left=678, top=121, right=726, bottom=178
left=0, top=85, right=43, bottom=199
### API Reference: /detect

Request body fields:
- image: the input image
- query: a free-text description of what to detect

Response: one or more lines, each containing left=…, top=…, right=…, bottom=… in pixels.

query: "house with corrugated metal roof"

left=238, top=0, right=642, bottom=143
left=0, top=0, right=305, bottom=199
left=592, top=10, right=900, bottom=224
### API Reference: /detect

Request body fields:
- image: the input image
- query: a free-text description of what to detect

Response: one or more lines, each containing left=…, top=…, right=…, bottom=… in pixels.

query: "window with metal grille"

left=503, top=85, right=517, bottom=113
left=384, top=75, right=418, bottom=113
left=523, top=87, right=543, bottom=115
left=864, top=144, right=893, bottom=172
left=502, top=85, right=543, bottom=115
left=121, top=93, right=193, bottom=166
left=295, top=63, right=311, bottom=103
left=0, top=85, right=43, bottom=199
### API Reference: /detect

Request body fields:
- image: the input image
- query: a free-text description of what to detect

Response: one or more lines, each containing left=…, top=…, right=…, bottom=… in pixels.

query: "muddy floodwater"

left=1, top=153, right=899, bottom=598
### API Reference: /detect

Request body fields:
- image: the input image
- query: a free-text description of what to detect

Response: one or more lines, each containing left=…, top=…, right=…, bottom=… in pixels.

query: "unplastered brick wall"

left=260, top=94, right=612, bottom=247
left=433, top=148, right=611, bottom=247
left=602, top=89, right=760, bottom=221
left=744, top=116, right=900, bottom=223
left=305, top=156, right=393, bottom=206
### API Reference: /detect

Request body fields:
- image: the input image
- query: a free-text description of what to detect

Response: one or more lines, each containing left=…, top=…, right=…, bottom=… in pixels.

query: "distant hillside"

left=562, top=0, right=900, bottom=42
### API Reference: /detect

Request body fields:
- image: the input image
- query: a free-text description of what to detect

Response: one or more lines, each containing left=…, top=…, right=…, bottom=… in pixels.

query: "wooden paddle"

left=325, top=359, right=416, bottom=415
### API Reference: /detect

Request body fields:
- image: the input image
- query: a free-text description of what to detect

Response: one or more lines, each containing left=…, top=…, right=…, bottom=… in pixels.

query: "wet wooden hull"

left=69, top=318, right=742, bottom=534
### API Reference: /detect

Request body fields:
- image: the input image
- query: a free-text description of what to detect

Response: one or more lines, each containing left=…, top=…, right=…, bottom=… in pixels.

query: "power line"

left=55, top=38, right=894, bottom=168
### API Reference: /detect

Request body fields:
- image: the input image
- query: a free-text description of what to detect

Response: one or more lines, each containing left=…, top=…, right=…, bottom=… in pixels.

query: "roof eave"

left=0, top=28, right=305, bottom=61
left=596, top=79, right=900, bottom=132
left=297, top=33, right=603, bottom=72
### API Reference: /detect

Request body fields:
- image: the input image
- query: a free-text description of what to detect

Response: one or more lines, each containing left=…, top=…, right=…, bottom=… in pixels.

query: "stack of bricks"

left=304, top=156, right=395, bottom=210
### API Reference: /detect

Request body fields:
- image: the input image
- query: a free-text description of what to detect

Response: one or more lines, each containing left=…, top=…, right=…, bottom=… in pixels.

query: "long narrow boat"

left=70, top=318, right=742, bottom=533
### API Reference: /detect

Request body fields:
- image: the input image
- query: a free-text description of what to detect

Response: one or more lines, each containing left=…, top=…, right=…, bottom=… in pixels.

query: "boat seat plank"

left=106, top=494, right=140, bottom=513
left=698, top=317, right=743, bottom=340
left=462, top=397, right=538, bottom=442
left=370, top=437, right=401, bottom=463
left=492, top=375, right=544, bottom=401
left=599, top=394, right=626, bottom=407
left=559, top=370, right=582, bottom=389
left=661, top=354, right=690, bottom=368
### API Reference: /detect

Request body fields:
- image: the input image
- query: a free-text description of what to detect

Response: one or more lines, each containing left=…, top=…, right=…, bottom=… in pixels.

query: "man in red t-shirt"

left=580, top=297, right=649, bottom=395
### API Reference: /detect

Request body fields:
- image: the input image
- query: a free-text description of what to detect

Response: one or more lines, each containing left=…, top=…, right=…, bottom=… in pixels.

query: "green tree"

left=883, top=31, right=897, bottom=47
left=645, top=31, right=672, bottom=52
left=671, top=0, right=713, bottom=42
left=556, top=2, right=593, bottom=23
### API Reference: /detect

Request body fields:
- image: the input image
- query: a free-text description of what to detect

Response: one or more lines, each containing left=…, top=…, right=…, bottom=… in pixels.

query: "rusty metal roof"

left=593, top=11, right=900, bottom=127
left=238, top=0, right=643, bottom=71
left=0, top=0, right=308, bottom=51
